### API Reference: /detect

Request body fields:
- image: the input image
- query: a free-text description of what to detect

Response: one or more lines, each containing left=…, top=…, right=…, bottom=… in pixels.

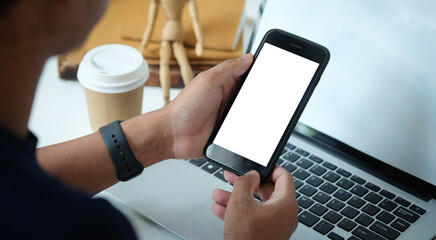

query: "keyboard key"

left=370, top=221, right=400, bottom=240
left=347, top=236, right=360, bottom=240
left=350, top=175, right=366, bottom=184
left=299, top=185, right=317, bottom=197
left=294, top=179, right=304, bottom=190
left=390, top=218, right=410, bottom=232
left=295, top=192, right=301, bottom=199
left=352, top=226, right=385, bottom=240
left=350, top=185, right=369, bottom=197
left=378, top=199, right=398, bottom=211
left=338, top=218, right=357, bottom=231
left=376, top=211, right=395, bottom=224
left=298, top=211, right=319, bottom=227
left=295, top=148, right=310, bottom=157
left=327, top=232, right=344, bottom=240
left=276, top=158, right=284, bottom=166
left=314, top=220, right=334, bottom=235
left=281, top=148, right=288, bottom=156
left=293, top=169, right=310, bottom=180
left=356, top=213, right=374, bottom=227
left=296, top=158, right=314, bottom=169
left=362, top=203, right=381, bottom=216
left=322, top=161, right=337, bottom=170
left=282, top=162, right=297, bottom=173
left=350, top=175, right=366, bottom=185
left=364, top=192, right=383, bottom=204
left=394, top=197, right=411, bottom=207
left=327, top=199, right=345, bottom=211
left=334, top=189, right=352, bottom=201
left=393, top=206, right=420, bottom=223
left=336, top=178, right=355, bottom=190
left=380, top=189, right=395, bottom=199
left=324, top=211, right=343, bottom=224
left=213, top=169, right=227, bottom=182
left=310, top=203, right=329, bottom=216
left=313, top=191, right=331, bottom=204
left=310, top=165, right=328, bottom=176
left=286, top=143, right=296, bottom=150
left=298, top=196, right=314, bottom=209
left=201, top=162, right=219, bottom=173
left=409, top=204, right=426, bottom=215
left=282, top=152, right=300, bottom=162
left=323, top=172, right=341, bottom=183
left=341, top=206, right=360, bottom=219
left=306, top=175, right=324, bottom=187
left=347, top=196, right=366, bottom=209
left=320, top=182, right=338, bottom=194
left=308, top=154, right=323, bottom=163
left=189, top=158, right=206, bottom=167
left=365, top=182, right=381, bottom=192
left=336, top=168, right=351, bottom=177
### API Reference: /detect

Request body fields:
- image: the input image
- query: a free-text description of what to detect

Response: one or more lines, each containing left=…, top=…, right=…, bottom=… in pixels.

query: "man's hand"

left=165, top=54, right=253, bottom=159
left=212, top=167, right=299, bottom=240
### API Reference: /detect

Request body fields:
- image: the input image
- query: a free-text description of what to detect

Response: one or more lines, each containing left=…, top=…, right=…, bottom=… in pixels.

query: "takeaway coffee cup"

left=77, top=44, right=149, bottom=132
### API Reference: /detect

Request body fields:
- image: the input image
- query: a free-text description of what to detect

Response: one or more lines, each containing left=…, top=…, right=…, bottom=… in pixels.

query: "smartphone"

left=204, top=29, right=330, bottom=181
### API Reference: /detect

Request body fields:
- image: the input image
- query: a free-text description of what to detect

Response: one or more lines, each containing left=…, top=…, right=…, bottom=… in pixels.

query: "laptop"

left=105, top=1, right=436, bottom=239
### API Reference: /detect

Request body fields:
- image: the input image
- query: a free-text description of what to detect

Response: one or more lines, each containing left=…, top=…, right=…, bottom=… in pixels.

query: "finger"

left=212, top=189, right=231, bottom=206
left=223, top=170, right=239, bottom=184
left=203, top=54, right=253, bottom=87
left=256, top=165, right=284, bottom=200
left=211, top=203, right=226, bottom=221
left=231, top=170, right=260, bottom=200
left=265, top=166, right=294, bottom=201
left=256, top=181, right=275, bottom=201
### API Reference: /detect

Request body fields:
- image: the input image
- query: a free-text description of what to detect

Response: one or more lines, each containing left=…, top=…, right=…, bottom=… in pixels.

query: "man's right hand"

left=212, top=166, right=299, bottom=240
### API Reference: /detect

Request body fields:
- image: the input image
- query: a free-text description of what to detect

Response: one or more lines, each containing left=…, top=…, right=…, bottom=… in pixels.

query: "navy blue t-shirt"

left=0, top=127, right=137, bottom=239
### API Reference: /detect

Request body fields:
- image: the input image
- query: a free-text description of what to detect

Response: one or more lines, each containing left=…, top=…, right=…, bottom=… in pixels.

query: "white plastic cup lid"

left=77, top=44, right=149, bottom=94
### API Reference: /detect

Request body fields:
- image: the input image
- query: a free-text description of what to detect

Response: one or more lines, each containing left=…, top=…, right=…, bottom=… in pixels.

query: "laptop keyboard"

left=188, top=142, right=427, bottom=240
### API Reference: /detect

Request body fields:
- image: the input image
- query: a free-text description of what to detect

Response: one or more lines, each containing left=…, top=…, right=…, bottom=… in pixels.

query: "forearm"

left=36, top=109, right=173, bottom=195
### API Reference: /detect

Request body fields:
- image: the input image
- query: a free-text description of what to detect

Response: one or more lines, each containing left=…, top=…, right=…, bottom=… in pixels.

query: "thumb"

left=205, top=54, right=253, bottom=86
left=231, top=170, right=260, bottom=200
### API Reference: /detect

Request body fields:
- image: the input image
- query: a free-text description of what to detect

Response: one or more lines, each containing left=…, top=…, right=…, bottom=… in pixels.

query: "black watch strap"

left=99, top=120, right=143, bottom=181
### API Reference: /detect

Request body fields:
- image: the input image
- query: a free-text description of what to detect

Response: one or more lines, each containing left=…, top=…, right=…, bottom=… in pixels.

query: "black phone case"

left=204, top=29, right=330, bottom=182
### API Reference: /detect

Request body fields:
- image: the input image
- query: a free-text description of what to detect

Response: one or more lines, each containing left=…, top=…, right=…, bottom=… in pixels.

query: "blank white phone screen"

left=213, top=43, right=319, bottom=166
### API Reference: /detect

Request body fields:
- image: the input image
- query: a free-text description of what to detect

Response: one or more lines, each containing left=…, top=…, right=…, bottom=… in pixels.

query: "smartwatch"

left=99, top=120, right=143, bottom=181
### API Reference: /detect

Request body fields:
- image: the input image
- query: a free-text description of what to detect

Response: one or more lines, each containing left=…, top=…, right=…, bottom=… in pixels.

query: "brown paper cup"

left=77, top=44, right=149, bottom=131
left=84, top=87, right=144, bottom=132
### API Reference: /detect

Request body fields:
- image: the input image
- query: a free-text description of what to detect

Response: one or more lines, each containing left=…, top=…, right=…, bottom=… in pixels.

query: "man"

left=0, top=0, right=298, bottom=239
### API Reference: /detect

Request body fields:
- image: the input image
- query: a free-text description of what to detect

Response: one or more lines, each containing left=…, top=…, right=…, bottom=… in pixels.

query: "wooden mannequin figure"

left=140, top=0, right=204, bottom=105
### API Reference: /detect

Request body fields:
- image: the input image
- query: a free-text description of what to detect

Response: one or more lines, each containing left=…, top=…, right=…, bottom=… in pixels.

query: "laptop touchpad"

left=105, top=159, right=231, bottom=239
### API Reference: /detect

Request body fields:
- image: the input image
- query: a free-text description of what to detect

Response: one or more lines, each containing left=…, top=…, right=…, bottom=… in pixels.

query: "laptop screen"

left=251, top=1, right=436, bottom=186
